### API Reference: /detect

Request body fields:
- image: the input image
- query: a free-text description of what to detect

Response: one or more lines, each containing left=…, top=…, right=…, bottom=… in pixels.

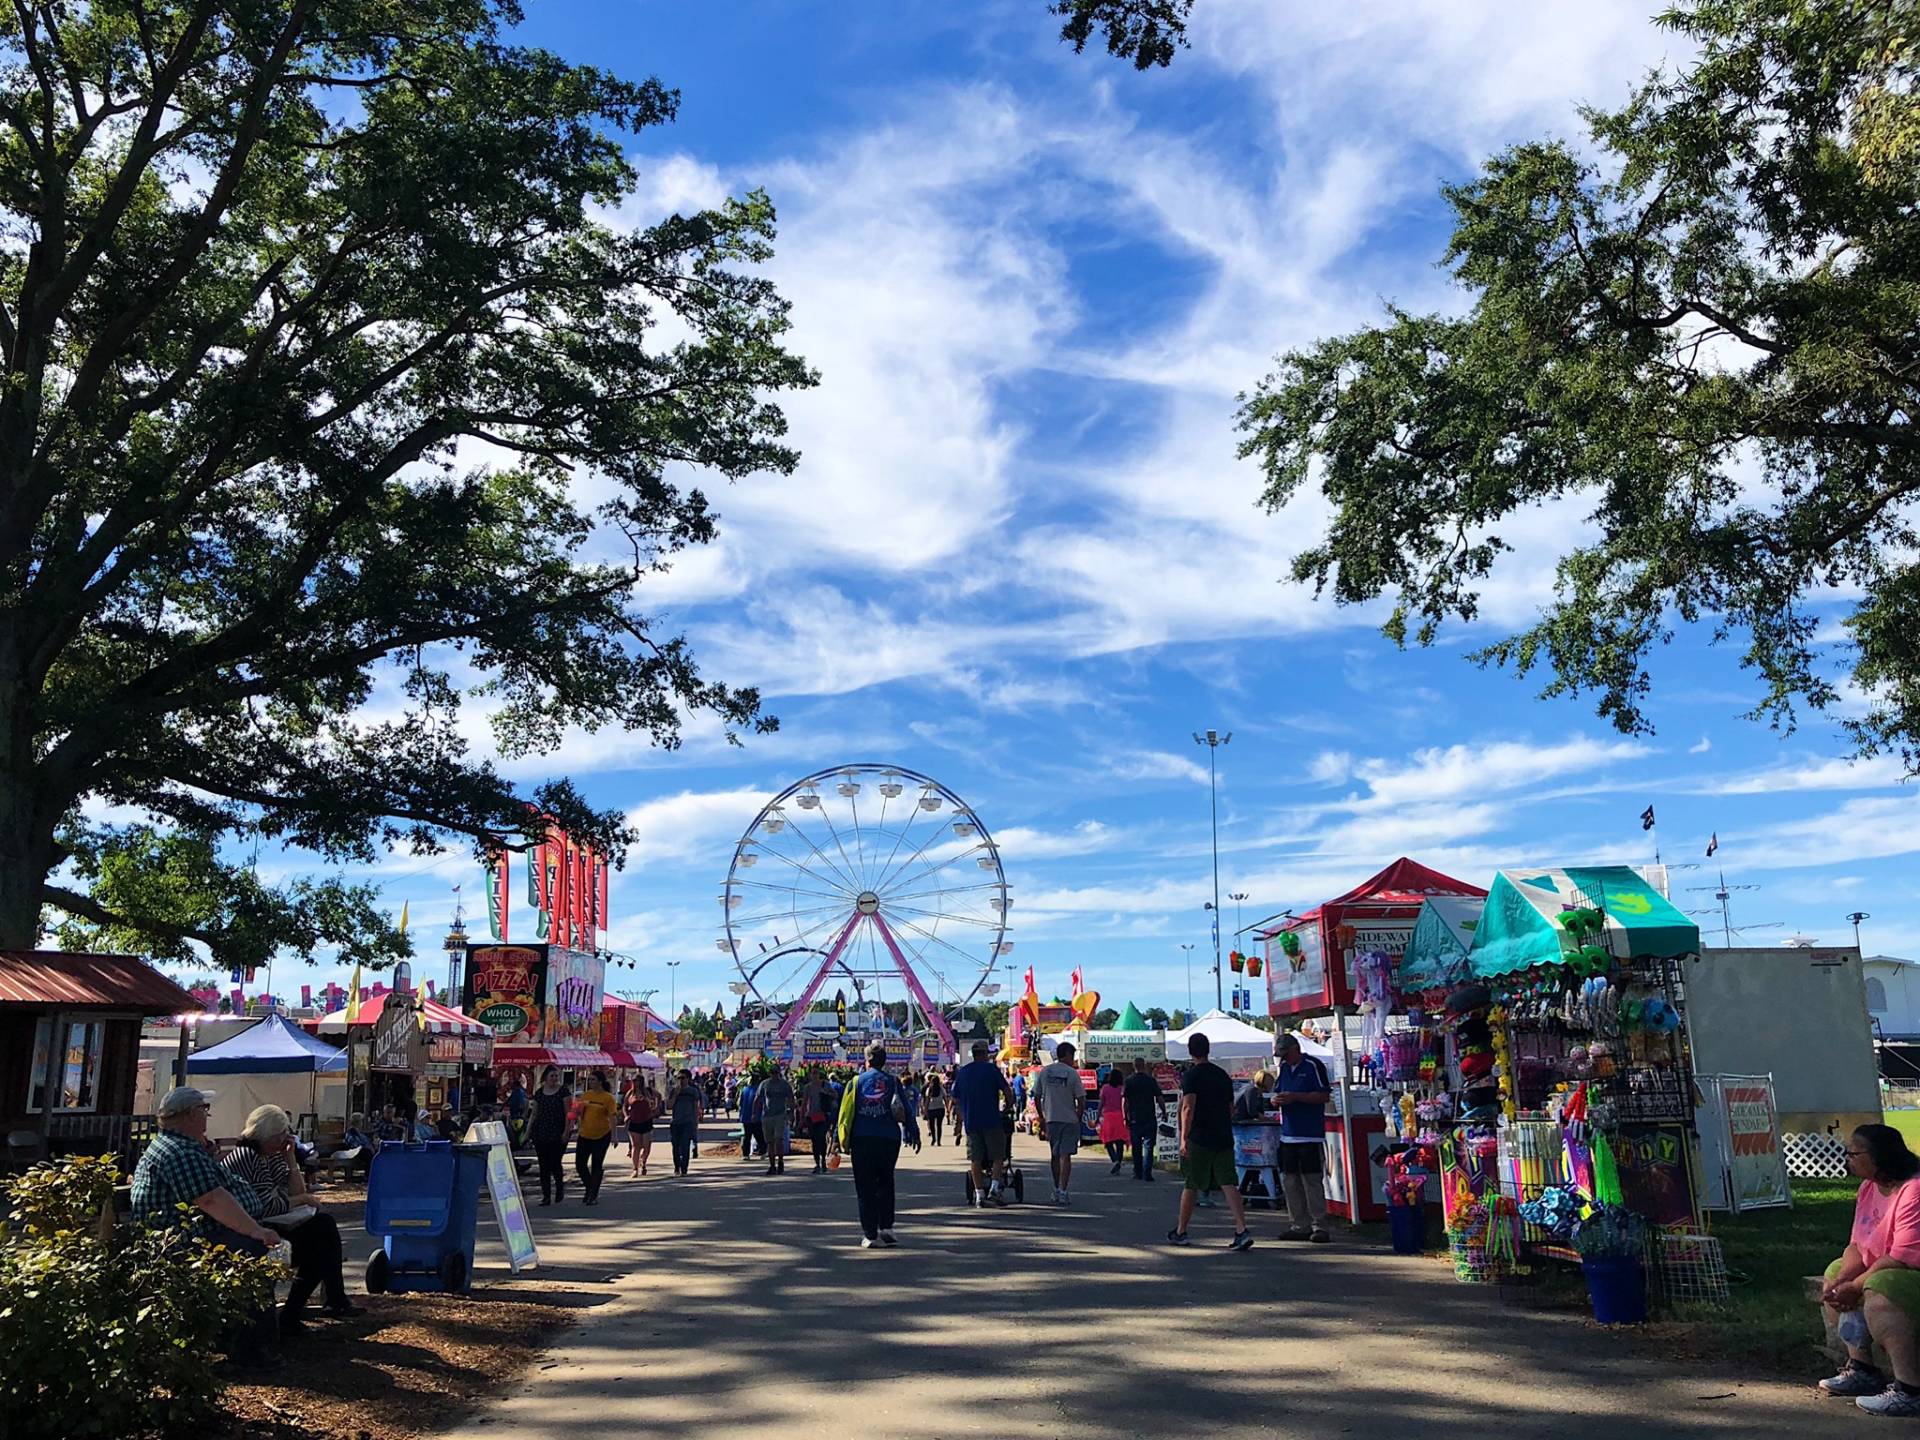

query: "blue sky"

left=257, top=0, right=1915, bottom=1015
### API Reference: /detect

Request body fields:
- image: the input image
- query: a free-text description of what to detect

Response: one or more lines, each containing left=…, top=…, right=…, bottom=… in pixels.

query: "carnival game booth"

left=1434, top=868, right=1707, bottom=1300
left=185, top=1013, right=347, bottom=1141
left=1262, top=858, right=1487, bottom=1222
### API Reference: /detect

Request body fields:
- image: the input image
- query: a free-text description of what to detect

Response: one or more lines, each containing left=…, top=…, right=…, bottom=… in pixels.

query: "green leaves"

left=1049, top=0, right=1194, bottom=69
left=0, top=1, right=815, bottom=954
left=1237, top=0, right=1920, bottom=764
left=0, top=1157, right=286, bottom=1437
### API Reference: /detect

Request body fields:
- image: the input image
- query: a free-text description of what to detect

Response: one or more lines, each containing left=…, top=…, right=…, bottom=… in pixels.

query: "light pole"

left=1228, top=891, right=1249, bottom=1010
left=665, top=960, right=682, bottom=1021
left=1849, top=912, right=1872, bottom=953
left=1178, top=943, right=1195, bottom=1020
left=1193, top=728, right=1231, bottom=1010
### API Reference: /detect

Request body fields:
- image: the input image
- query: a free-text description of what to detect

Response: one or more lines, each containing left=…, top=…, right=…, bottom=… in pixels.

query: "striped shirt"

left=218, top=1144, right=291, bottom=1216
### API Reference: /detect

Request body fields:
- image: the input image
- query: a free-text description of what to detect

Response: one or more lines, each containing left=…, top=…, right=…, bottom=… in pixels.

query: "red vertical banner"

left=597, top=849, right=609, bottom=936
left=496, top=849, right=511, bottom=943
left=574, top=843, right=589, bottom=946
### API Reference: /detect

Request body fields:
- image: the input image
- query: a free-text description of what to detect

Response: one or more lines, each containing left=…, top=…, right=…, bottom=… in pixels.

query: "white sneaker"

left=860, top=1235, right=877, bottom=1249
left=879, top=1228, right=898, bottom=1246
left=1859, top=1385, right=1920, bottom=1418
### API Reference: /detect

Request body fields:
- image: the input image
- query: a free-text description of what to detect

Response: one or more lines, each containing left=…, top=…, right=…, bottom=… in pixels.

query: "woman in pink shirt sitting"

left=1821, top=1123, right=1920, bottom=1416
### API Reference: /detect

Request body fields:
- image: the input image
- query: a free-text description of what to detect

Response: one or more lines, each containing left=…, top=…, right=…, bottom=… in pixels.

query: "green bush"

left=0, top=1155, right=286, bottom=1438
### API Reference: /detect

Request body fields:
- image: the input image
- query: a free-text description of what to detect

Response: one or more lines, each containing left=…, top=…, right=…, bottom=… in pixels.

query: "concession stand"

left=1261, top=858, right=1488, bottom=1221
left=313, top=990, right=491, bottom=1117
left=462, top=941, right=613, bottom=1085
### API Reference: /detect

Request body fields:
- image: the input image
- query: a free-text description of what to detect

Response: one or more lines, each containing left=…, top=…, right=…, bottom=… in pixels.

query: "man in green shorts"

left=1169, top=1031, right=1252, bottom=1250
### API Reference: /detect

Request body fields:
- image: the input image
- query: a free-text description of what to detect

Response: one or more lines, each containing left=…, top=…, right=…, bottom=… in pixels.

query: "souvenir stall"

left=1262, top=858, right=1488, bottom=1222
left=1411, top=867, right=1709, bottom=1319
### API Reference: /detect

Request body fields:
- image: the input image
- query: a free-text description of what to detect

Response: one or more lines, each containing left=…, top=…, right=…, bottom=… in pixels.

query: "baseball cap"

left=158, top=1086, right=216, bottom=1118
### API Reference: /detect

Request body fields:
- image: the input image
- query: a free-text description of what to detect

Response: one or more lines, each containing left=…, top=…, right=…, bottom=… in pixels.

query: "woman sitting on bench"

left=1820, top=1123, right=1920, bottom=1417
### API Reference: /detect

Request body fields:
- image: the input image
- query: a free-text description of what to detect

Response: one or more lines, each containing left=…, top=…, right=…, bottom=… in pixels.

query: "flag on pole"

left=1070, top=965, right=1085, bottom=996
left=1706, top=832, right=1719, bottom=857
left=345, top=963, right=364, bottom=1025
left=1022, top=965, right=1035, bottom=996
left=1640, top=805, right=1656, bottom=831
left=397, top=901, right=409, bottom=937
left=597, top=853, right=609, bottom=936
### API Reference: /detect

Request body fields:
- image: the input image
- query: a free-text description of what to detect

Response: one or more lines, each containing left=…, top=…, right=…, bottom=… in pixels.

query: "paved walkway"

left=343, top=1122, right=1861, bottom=1440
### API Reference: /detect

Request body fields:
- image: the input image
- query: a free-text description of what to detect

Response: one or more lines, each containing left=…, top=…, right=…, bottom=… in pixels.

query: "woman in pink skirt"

left=1098, top=1069, right=1130, bottom=1174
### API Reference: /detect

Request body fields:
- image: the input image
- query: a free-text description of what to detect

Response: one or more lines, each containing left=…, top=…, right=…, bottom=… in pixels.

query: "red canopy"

left=1264, top=857, right=1485, bottom=1016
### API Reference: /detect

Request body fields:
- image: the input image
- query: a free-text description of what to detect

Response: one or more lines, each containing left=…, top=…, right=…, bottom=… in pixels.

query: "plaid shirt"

left=130, top=1129, right=264, bottom=1229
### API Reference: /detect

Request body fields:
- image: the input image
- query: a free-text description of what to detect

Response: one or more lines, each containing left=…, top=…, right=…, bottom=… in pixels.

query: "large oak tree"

left=1, top=0, right=818, bottom=965
left=1238, top=0, right=1920, bottom=768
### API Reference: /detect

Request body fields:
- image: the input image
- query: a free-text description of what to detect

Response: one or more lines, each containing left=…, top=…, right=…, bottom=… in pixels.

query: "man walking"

left=1274, top=1033, right=1333, bottom=1242
left=952, top=1039, right=1014, bottom=1207
left=738, top=1074, right=761, bottom=1162
left=1122, top=1057, right=1166, bottom=1180
left=1036, top=1040, right=1086, bottom=1205
left=758, top=1063, right=795, bottom=1175
left=1168, top=1032, right=1253, bottom=1250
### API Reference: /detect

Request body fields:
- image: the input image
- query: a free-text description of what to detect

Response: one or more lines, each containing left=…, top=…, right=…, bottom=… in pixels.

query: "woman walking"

left=574, top=1071, right=618, bottom=1204
left=924, top=1071, right=947, bottom=1148
left=800, top=1067, right=833, bottom=1173
left=529, top=1065, right=573, bottom=1206
left=625, top=1078, right=657, bottom=1177
left=667, top=1069, right=704, bottom=1176
left=1098, top=1068, right=1130, bottom=1173
left=837, top=1044, right=921, bottom=1247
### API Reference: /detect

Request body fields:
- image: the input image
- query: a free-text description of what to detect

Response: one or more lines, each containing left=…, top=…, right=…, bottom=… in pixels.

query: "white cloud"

left=1689, top=736, right=1713, bottom=755
left=1307, top=750, right=1352, bottom=785
left=1102, top=748, right=1211, bottom=787
left=1342, top=736, right=1646, bottom=809
left=1716, top=796, right=1920, bottom=871
left=622, top=787, right=770, bottom=866
left=1696, top=755, right=1914, bottom=795
left=990, top=821, right=1120, bottom=861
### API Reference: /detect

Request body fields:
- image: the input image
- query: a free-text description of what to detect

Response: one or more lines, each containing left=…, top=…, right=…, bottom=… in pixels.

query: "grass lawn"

left=1886, top=1109, right=1920, bottom=1150
left=1692, top=1178, right=1854, bottom=1373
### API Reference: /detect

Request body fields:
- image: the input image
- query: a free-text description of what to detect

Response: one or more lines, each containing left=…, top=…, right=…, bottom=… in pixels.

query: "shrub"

left=0, top=1155, right=286, bottom=1438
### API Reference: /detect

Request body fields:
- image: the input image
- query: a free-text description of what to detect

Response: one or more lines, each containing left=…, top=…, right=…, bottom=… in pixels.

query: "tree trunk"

left=0, top=631, right=60, bottom=949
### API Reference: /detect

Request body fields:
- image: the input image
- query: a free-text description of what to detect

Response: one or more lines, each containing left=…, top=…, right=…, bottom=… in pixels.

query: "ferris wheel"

left=719, top=764, right=1011, bottom=1054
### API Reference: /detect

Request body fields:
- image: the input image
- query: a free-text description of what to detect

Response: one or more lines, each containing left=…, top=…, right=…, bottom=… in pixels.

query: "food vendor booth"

left=313, top=990, right=490, bottom=1117
left=1262, top=857, right=1488, bottom=1222
left=463, top=942, right=614, bottom=1085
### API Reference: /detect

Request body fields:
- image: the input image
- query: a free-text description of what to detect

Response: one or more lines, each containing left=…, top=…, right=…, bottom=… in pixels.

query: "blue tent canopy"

left=187, top=1014, right=347, bottom=1074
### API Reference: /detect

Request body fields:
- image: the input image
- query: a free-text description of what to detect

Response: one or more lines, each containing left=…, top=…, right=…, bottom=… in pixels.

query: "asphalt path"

left=331, top=1119, right=1865, bottom=1440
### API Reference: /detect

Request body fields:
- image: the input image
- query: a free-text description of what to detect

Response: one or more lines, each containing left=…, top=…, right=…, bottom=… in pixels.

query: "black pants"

left=201, top=1221, right=280, bottom=1360
left=670, top=1121, right=696, bottom=1175
left=743, top=1121, right=763, bottom=1159
left=1105, top=1140, right=1125, bottom=1167
left=810, top=1118, right=829, bottom=1168
left=575, top=1133, right=611, bottom=1200
left=1129, top=1120, right=1156, bottom=1178
left=850, top=1135, right=901, bottom=1239
left=927, top=1112, right=944, bottom=1145
left=534, top=1132, right=567, bottom=1201
left=284, top=1210, right=349, bottom=1313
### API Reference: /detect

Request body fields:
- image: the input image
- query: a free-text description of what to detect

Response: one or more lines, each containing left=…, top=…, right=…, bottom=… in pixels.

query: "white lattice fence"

left=1782, top=1132, right=1847, bottom=1180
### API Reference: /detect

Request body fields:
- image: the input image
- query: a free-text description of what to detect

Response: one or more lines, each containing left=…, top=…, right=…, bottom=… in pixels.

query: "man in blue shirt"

left=951, top=1040, right=1013, bottom=1207
left=738, top=1078, right=760, bottom=1161
left=1273, top=1033, right=1333, bottom=1242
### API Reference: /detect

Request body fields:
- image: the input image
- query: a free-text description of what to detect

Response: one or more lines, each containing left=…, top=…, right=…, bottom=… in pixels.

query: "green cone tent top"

left=1115, top=1001, right=1148, bottom=1031
left=1398, top=896, right=1486, bottom=989
left=1467, top=867, right=1698, bottom=980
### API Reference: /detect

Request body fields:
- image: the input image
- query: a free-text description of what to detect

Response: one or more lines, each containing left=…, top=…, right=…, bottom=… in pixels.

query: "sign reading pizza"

left=465, top=945, right=544, bottom=1043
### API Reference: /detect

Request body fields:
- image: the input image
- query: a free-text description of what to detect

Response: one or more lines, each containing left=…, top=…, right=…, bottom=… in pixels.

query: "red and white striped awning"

left=309, top=993, right=489, bottom=1036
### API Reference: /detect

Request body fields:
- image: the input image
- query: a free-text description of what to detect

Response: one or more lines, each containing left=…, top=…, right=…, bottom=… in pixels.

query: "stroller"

left=960, top=1106, right=1026, bottom=1205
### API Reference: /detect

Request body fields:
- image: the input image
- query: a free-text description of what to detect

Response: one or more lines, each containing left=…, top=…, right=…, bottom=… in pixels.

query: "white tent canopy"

left=1166, top=1009, right=1280, bottom=1063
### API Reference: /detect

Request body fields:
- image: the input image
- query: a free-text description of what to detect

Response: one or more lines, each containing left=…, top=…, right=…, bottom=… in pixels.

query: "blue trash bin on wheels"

left=363, top=1140, right=489, bottom=1295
